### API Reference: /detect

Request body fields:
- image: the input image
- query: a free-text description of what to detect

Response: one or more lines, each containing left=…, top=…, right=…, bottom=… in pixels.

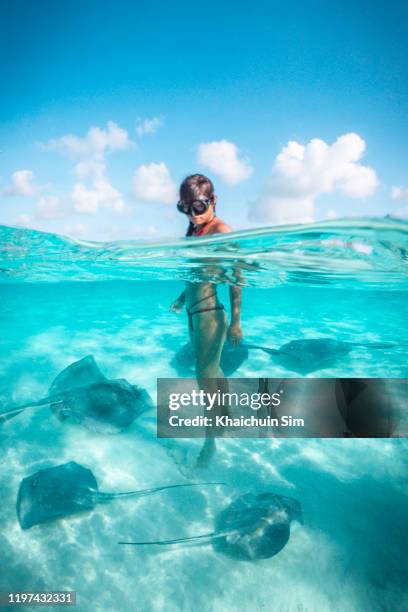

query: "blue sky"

left=1, top=0, right=407, bottom=240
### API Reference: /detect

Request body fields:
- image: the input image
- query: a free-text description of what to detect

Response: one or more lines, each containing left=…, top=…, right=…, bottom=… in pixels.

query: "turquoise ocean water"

left=0, top=219, right=407, bottom=611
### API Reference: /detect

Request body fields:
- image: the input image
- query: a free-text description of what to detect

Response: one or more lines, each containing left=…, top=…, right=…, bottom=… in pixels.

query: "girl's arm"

left=228, top=285, right=243, bottom=345
left=229, top=285, right=242, bottom=326
left=170, top=290, right=186, bottom=312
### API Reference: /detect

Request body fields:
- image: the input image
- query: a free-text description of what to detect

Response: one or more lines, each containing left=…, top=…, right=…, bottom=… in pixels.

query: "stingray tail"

left=354, top=342, right=402, bottom=349
left=241, top=343, right=281, bottom=355
left=97, top=481, right=224, bottom=502
left=119, top=531, right=219, bottom=546
left=0, top=398, right=54, bottom=423
left=0, top=406, right=25, bottom=423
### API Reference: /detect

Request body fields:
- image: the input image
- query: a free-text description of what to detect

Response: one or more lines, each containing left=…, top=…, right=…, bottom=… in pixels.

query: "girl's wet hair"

left=179, top=174, right=215, bottom=237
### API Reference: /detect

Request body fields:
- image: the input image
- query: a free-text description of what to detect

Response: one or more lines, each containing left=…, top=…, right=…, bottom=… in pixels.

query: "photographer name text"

left=168, top=415, right=305, bottom=428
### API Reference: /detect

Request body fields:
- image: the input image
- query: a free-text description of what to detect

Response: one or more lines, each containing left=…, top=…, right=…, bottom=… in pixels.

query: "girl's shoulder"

left=212, top=218, right=232, bottom=234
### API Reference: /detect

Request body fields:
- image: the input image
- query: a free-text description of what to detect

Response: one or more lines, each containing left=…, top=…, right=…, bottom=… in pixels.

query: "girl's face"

left=188, top=202, right=215, bottom=226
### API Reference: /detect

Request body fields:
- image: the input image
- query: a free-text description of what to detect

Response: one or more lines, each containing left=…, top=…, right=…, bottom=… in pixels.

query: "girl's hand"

left=227, top=322, right=243, bottom=346
left=170, top=299, right=184, bottom=313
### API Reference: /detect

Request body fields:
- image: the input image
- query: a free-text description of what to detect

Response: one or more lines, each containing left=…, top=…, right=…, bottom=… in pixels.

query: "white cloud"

left=327, top=209, right=337, bottom=220
left=93, top=178, right=124, bottom=212
left=74, top=160, right=106, bottom=180
left=250, top=133, right=379, bottom=225
left=133, top=162, right=177, bottom=204
left=71, top=184, right=99, bottom=214
left=70, top=170, right=126, bottom=216
left=3, top=170, right=45, bottom=197
left=39, top=122, right=128, bottom=217
left=71, top=178, right=124, bottom=215
left=42, top=121, right=132, bottom=160
left=36, top=195, right=67, bottom=220
left=136, top=117, right=163, bottom=137
left=391, top=186, right=408, bottom=201
left=197, top=139, right=253, bottom=185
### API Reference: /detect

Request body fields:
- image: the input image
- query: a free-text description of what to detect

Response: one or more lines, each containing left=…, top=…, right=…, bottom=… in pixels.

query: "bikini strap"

left=188, top=293, right=217, bottom=310
left=188, top=305, right=225, bottom=316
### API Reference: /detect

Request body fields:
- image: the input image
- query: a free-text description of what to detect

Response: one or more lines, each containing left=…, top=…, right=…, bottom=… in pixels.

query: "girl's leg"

left=191, top=309, right=229, bottom=467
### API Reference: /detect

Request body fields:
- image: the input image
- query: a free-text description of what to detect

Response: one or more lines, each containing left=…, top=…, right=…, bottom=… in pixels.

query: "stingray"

left=17, top=461, right=222, bottom=530
left=0, top=355, right=154, bottom=433
left=171, top=342, right=249, bottom=376
left=119, top=492, right=303, bottom=561
left=241, top=338, right=401, bottom=375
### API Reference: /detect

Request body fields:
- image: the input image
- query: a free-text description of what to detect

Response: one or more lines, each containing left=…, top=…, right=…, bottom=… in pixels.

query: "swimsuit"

left=186, top=292, right=225, bottom=333
left=187, top=217, right=225, bottom=332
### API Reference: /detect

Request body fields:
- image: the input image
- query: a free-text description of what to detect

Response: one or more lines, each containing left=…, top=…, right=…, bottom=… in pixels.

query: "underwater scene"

left=0, top=218, right=407, bottom=612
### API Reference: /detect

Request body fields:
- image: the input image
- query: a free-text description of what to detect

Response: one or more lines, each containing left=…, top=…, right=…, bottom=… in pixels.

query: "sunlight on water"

left=0, top=220, right=407, bottom=612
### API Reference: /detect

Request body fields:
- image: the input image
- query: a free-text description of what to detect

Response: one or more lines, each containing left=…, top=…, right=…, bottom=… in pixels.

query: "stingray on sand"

left=172, top=338, right=400, bottom=376
left=241, top=338, right=401, bottom=375
left=17, top=461, right=222, bottom=530
left=119, top=492, right=302, bottom=561
left=0, top=355, right=153, bottom=433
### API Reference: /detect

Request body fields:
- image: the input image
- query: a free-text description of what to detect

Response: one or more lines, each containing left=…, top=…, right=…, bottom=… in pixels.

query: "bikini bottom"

left=186, top=293, right=225, bottom=333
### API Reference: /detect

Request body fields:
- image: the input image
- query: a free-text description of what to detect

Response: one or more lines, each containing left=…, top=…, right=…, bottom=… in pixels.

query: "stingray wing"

left=0, top=357, right=108, bottom=424
left=220, top=344, right=249, bottom=376
left=130, top=384, right=155, bottom=415
left=214, top=493, right=294, bottom=560
left=48, top=355, right=107, bottom=395
left=275, top=338, right=350, bottom=374
left=171, top=343, right=195, bottom=375
left=17, top=461, right=98, bottom=529
left=172, top=343, right=249, bottom=376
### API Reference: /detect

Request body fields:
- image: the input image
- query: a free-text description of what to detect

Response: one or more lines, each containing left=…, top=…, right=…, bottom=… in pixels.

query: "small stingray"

left=0, top=355, right=154, bottom=433
left=17, top=461, right=222, bottom=530
left=171, top=342, right=249, bottom=376
left=242, top=338, right=401, bottom=375
left=119, top=492, right=302, bottom=561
